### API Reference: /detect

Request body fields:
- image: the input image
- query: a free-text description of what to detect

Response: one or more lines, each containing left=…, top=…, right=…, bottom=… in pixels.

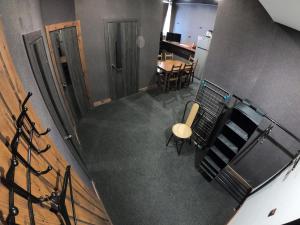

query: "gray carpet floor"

left=78, top=81, right=237, bottom=225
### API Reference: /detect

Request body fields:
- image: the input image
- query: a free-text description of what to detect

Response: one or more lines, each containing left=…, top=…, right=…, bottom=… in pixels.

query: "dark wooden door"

left=23, top=30, right=86, bottom=169
left=49, top=27, right=89, bottom=121
left=106, top=20, right=139, bottom=99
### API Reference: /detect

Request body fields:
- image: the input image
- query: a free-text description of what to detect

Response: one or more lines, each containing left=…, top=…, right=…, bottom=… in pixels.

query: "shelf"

left=209, top=145, right=229, bottom=165
left=201, top=160, right=218, bottom=177
left=199, top=164, right=215, bottom=181
left=234, top=103, right=263, bottom=126
left=223, top=123, right=248, bottom=149
left=226, top=121, right=248, bottom=141
left=217, top=134, right=238, bottom=154
left=235, top=103, right=264, bottom=126
left=204, top=156, right=221, bottom=173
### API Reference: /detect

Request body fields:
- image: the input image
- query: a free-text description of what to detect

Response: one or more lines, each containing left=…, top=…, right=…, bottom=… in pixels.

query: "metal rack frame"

left=193, top=80, right=231, bottom=147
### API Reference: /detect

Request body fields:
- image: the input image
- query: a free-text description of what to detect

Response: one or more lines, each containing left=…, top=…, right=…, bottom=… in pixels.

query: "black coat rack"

left=0, top=92, right=77, bottom=225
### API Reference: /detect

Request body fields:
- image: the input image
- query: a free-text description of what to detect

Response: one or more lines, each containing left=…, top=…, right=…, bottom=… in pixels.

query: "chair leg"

left=187, top=76, right=191, bottom=86
left=166, top=133, right=174, bottom=147
left=176, top=139, right=185, bottom=155
left=163, top=79, right=168, bottom=92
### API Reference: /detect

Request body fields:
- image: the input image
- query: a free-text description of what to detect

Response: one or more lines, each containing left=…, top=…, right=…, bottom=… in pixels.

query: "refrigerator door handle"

left=197, top=46, right=208, bottom=51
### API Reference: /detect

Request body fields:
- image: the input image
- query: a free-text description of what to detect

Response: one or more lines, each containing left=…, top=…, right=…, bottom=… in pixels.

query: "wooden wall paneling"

left=0, top=19, right=112, bottom=224
left=45, top=20, right=92, bottom=107
left=2, top=18, right=101, bottom=209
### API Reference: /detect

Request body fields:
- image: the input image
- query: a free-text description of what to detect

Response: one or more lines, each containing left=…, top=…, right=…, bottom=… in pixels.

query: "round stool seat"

left=172, top=123, right=192, bottom=139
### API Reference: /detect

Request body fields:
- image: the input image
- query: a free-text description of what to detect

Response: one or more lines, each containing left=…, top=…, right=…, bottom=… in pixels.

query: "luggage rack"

left=193, top=80, right=231, bottom=147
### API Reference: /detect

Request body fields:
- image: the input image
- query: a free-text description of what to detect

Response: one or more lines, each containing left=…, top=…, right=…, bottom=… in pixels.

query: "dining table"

left=157, top=59, right=190, bottom=72
left=156, top=59, right=192, bottom=91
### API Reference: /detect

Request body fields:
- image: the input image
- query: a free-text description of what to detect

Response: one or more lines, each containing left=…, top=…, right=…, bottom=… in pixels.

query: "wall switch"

left=268, top=208, right=277, bottom=217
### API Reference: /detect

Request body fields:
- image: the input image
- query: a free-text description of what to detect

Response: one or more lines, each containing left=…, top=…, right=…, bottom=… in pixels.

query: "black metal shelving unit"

left=196, top=90, right=300, bottom=204
left=199, top=101, right=264, bottom=182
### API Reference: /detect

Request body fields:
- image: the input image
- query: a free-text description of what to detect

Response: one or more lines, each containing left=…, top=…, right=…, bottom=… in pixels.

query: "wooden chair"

left=179, top=63, right=193, bottom=89
left=188, top=55, right=194, bottom=63
left=167, top=64, right=181, bottom=91
left=166, top=100, right=200, bottom=155
left=158, top=54, right=163, bottom=61
left=157, top=53, right=164, bottom=73
left=157, top=70, right=167, bottom=91
left=165, top=52, right=174, bottom=60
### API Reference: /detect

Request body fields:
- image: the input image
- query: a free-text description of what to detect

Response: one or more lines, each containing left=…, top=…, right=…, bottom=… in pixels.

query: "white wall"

left=171, top=3, right=217, bottom=44
left=228, top=158, right=300, bottom=225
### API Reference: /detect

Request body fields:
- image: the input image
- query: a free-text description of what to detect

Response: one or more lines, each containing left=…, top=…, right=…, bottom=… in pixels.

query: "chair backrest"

left=158, top=54, right=162, bottom=60
left=185, top=103, right=200, bottom=127
left=188, top=55, right=194, bottom=63
left=171, top=64, right=181, bottom=72
left=183, top=63, right=193, bottom=75
left=169, top=64, right=181, bottom=79
left=165, top=53, right=174, bottom=60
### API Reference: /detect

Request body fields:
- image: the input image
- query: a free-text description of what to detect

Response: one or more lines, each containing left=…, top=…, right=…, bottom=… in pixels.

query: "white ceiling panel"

left=259, top=0, right=300, bottom=31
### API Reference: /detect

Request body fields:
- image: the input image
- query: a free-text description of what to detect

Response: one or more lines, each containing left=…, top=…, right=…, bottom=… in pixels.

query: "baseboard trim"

left=91, top=180, right=113, bottom=224
left=93, top=98, right=112, bottom=107
left=93, top=86, right=157, bottom=106
left=91, top=180, right=101, bottom=201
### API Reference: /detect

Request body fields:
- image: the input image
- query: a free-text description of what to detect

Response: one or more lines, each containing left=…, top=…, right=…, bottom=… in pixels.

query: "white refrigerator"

left=194, top=35, right=212, bottom=80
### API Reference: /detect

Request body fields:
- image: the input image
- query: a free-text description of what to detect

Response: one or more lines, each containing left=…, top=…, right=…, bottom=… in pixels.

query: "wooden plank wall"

left=0, top=20, right=112, bottom=225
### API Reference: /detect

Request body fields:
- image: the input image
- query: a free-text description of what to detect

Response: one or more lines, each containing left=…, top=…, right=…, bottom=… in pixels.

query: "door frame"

left=45, top=20, right=92, bottom=107
left=104, top=18, right=140, bottom=100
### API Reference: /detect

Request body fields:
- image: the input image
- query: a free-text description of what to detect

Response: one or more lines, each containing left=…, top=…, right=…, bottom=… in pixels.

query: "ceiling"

left=259, top=0, right=300, bottom=31
left=174, top=0, right=218, bottom=5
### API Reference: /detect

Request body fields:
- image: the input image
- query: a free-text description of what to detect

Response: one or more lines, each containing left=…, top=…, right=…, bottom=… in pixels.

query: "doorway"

left=105, top=19, right=139, bottom=100
left=45, top=21, right=91, bottom=123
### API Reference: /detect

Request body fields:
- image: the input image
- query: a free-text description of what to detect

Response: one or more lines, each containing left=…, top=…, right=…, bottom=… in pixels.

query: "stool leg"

left=166, top=133, right=174, bottom=147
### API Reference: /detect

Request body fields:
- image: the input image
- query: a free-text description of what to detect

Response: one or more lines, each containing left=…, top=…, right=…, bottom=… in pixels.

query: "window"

left=162, top=1, right=172, bottom=36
